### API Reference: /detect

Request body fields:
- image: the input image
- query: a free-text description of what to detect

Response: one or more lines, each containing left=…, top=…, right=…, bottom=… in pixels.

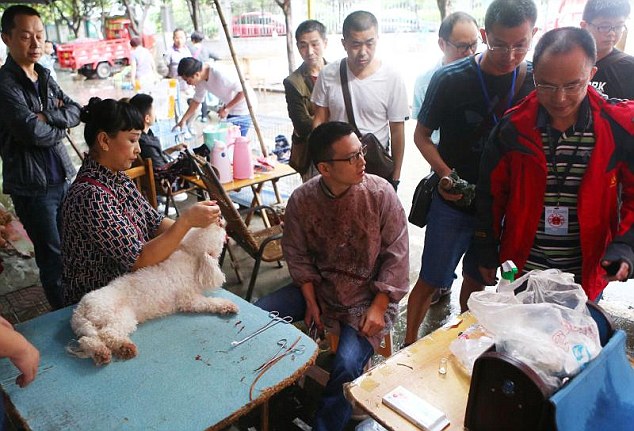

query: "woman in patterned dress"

left=60, top=97, right=221, bottom=305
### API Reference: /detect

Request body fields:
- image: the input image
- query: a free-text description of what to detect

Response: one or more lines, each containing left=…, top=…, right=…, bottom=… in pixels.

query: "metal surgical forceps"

left=253, top=338, right=306, bottom=372
left=231, top=311, right=293, bottom=347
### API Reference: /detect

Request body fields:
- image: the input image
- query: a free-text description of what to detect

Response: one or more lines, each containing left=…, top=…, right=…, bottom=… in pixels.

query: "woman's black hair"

left=80, top=97, right=144, bottom=148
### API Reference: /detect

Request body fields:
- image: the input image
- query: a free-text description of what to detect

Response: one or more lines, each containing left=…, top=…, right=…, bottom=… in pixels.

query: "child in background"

left=129, top=93, right=184, bottom=168
left=129, top=94, right=188, bottom=213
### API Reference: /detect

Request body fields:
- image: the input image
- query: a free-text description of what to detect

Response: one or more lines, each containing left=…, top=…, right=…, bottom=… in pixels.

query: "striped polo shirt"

left=524, top=98, right=595, bottom=281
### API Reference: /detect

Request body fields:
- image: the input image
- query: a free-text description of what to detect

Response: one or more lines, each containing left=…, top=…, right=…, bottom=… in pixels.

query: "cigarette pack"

left=382, top=386, right=450, bottom=431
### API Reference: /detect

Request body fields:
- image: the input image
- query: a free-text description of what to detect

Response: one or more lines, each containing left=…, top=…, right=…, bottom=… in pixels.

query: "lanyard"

left=545, top=122, right=587, bottom=207
left=475, top=54, right=517, bottom=125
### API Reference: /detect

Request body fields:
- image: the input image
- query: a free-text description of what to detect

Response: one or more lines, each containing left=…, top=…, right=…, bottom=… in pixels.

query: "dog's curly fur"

left=69, top=223, right=238, bottom=365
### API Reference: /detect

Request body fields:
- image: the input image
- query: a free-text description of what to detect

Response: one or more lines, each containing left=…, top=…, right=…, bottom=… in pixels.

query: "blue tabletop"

left=0, top=289, right=317, bottom=431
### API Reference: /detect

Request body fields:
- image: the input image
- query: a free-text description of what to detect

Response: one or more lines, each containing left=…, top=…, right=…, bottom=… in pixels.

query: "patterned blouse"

left=61, top=156, right=164, bottom=305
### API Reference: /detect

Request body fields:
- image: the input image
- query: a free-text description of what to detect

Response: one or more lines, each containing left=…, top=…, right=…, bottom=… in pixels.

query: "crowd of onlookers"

left=0, top=0, right=633, bottom=430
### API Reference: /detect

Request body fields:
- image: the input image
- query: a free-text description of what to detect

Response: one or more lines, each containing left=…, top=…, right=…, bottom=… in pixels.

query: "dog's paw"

left=113, top=341, right=138, bottom=360
left=92, top=348, right=112, bottom=366
left=216, top=299, right=239, bottom=314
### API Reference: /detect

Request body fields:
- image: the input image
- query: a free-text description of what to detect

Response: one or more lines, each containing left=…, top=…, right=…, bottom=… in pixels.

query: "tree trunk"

left=120, top=0, right=140, bottom=36
left=275, top=0, right=294, bottom=75
left=436, top=0, right=449, bottom=21
left=186, top=0, right=201, bottom=31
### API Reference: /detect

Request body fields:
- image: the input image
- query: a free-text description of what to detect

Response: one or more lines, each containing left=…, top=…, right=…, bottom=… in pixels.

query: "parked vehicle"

left=232, top=12, right=286, bottom=38
left=56, top=18, right=154, bottom=79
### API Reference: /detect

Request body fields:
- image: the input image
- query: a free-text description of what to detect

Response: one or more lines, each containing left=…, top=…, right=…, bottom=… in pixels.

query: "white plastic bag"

left=449, top=324, right=495, bottom=375
left=468, top=269, right=601, bottom=393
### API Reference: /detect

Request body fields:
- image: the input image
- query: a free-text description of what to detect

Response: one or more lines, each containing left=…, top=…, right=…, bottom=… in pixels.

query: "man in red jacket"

left=475, top=26, right=634, bottom=301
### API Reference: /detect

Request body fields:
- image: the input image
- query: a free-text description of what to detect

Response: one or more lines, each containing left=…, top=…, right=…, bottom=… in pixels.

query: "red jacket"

left=476, top=87, right=634, bottom=300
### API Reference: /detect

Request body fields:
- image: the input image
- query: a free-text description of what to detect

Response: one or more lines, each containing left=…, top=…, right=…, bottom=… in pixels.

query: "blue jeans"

left=255, top=284, right=374, bottom=431
left=419, top=191, right=484, bottom=288
left=11, top=182, right=68, bottom=309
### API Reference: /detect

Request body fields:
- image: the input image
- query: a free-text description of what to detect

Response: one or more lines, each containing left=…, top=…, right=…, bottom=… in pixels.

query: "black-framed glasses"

left=321, top=145, right=367, bottom=165
left=588, top=22, right=627, bottom=34
left=486, top=40, right=530, bottom=55
left=533, top=79, right=588, bottom=95
left=445, top=39, right=479, bottom=54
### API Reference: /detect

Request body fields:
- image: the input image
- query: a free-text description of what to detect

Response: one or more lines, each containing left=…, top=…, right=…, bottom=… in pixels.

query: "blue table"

left=0, top=289, right=317, bottom=430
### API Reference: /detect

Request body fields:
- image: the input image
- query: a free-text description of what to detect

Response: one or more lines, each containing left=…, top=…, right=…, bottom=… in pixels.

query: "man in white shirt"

left=312, top=10, right=409, bottom=190
left=175, top=57, right=256, bottom=136
left=412, top=12, right=479, bottom=121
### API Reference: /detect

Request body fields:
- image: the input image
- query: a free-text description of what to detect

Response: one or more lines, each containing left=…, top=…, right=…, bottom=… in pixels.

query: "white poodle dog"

left=69, top=222, right=238, bottom=366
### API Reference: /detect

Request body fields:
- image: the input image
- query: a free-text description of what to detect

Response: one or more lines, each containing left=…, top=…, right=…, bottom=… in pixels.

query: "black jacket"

left=0, top=55, right=81, bottom=195
left=139, top=129, right=170, bottom=168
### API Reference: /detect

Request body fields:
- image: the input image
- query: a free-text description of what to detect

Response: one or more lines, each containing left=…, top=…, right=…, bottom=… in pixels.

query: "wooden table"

left=345, top=313, right=477, bottom=431
left=183, top=163, right=297, bottom=226
left=0, top=289, right=317, bottom=431
left=184, top=162, right=297, bottom=203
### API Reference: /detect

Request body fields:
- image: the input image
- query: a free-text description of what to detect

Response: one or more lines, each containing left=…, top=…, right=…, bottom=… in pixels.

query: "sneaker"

left=430, top=287, right=452, bottom=305
left=172, top=193, right=188, bottom=202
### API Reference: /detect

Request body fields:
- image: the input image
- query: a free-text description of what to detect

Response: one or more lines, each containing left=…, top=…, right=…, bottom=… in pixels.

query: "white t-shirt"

left=193, top=63, right=256, bottom=116
left=311, top=59, right=409, bottom=148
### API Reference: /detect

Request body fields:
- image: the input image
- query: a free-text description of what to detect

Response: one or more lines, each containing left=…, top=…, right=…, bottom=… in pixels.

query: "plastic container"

left=225, top=124, right=241, bottom=146
left=232, top=136, right=254, bottom=180
left=211, top=140, right=233, bottom=183
left=203, top=125, right=229, bottom=151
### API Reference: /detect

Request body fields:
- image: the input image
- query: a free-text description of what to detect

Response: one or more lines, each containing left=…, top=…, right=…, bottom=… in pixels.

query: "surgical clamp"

left=231, top=311, right=293, bottom=347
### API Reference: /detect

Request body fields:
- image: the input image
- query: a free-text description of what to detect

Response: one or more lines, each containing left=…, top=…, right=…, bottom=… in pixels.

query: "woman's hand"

left=180, top=201, right=221, bottom=228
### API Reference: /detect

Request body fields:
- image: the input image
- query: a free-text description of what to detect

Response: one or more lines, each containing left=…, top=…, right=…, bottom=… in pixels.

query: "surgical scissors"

left=231, top=311, right=293, bottom=347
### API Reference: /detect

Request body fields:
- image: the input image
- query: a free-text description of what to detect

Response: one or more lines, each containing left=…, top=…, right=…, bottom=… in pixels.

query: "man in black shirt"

left=0, top=6, right=81, bottom=309
left=581, top=0, right=634, bottom=99
left=404, top=0, right=537, bottom=346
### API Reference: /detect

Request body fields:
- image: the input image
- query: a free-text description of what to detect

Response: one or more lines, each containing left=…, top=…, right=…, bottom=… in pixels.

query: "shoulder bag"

left=339, top=60, right=394, bottom=180
left=408, top=172, right=439, bottom=228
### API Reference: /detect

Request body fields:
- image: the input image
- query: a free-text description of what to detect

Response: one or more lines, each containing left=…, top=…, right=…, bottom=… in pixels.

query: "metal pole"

left=212, top=0, right=268, bottom=157
left=307, top=0, right=313, bottom=19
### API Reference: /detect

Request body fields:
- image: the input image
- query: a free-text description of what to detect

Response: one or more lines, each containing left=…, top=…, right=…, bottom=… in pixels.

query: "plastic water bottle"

left=497, top=260, right=518, bottom=291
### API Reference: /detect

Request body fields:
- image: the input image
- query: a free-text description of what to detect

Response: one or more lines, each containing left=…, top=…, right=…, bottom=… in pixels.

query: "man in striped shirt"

left=475, top=26, right=634, bottom=301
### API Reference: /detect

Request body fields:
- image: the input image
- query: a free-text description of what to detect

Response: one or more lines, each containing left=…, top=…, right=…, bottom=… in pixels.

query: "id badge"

left=545, top=206, right=569, bottom=235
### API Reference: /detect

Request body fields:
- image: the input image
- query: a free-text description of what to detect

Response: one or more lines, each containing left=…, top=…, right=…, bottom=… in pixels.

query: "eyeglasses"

left=534, top=79, right=588, bottom=95
left=445, top=39, right=479, bottom=54
left=589, top=23, right=627, bottom=34
left=321, top=145, right=367, bottom=165
left=486, top=40, right=530, bottom=55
